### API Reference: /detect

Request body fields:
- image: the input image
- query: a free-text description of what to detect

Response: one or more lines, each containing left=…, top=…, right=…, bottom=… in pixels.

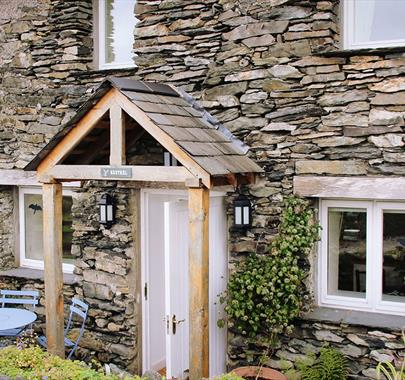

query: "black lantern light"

left=164, top=151, right=178, bottom=166
left=233, top=194, right=252, bottom=231
left=99, top=193, right=115, bottom=228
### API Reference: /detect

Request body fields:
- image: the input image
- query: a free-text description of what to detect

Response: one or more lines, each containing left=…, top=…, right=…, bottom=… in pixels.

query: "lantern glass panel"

left=235, top=206, right=242, bottom=225
left=107, top=204, right=114, bottom=222
left=243, top=206, right=250, bottom=225
left=100, top=205, right=107, bottom=224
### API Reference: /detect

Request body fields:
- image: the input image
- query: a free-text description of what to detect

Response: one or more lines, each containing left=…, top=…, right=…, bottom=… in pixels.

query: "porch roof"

left=25, top=77, right=262, bottom=179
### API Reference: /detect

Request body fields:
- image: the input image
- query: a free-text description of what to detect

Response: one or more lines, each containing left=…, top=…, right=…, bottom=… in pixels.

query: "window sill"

left=303, top=307, right=404, bottom=331
left=84, top=66, right=138, bottom=75
left=316, top=45, right=405, bottom=57
left=0, top=268, right=77, bottom=285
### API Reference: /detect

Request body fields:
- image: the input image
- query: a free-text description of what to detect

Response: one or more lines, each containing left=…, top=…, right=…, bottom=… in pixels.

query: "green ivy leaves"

left=220, top=196, right=320, bottom=339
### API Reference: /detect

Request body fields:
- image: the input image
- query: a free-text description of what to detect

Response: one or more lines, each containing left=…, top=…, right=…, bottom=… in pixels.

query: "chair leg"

left=67, top=343, right=79, bottom=360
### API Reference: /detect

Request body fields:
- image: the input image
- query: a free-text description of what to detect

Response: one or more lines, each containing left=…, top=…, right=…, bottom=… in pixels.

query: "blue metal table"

left=0, top=308, right=37, bottom=331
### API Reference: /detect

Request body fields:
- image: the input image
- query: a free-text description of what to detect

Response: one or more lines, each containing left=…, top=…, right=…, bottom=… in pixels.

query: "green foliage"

left=298, top=347, right=348, bottom=380
left=220, top=196, right=320, bottom=338
left=376, top=331, right=405, bottom=380
left=376, top=360, right=405, bottom=380
left=214, top=374, right=245, bottom=380
left=0, top=346, right=147, bottom=380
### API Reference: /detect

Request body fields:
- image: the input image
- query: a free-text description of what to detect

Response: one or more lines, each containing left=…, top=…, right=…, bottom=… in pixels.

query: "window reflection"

left=328, top=208, right=367, bottom=297
left=382, top=211, right=405, bottom=302
left=24, top=193, right=74, bottom=264
left=104, top=0, right=138, bottom=66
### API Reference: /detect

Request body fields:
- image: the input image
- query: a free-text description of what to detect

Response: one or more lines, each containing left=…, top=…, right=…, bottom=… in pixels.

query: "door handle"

left=165, top=315, right=170, bottom=335
left=172, top=314, right=185, bottom=335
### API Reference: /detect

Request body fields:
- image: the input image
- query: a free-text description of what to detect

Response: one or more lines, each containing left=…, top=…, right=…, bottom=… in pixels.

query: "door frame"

left=140, top=188, right=228, bottom=375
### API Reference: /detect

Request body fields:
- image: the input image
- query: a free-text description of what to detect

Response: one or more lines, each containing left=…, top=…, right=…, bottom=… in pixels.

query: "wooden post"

left=188, top=187, right=210, bottom=380
left=110, top=103, right=126, bottom=166
left=42, top=182, right=65, bottom=358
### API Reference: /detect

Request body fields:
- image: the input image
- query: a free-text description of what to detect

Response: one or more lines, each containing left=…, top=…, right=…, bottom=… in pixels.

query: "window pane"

left=382, top=211, right=405, bottom=302
left=24, top=194, right=44, bottom=261
left=24, top=193, right=73, bottom=265
left=352, top=0, right=405, bottom=45
left=62, top=196, right=74, bottom=264
left=328, top=208, right=367, bottom=298
left=104, top=0, right=138, bottom=65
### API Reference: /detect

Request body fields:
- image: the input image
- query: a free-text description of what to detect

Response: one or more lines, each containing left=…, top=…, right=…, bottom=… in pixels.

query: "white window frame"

left=19, top=187, right=74, bottom=274
left=96, top=0, right=137, bottom=70
left=318, top=199, right=405, bottom=315
left=343, top=0, right=405, bottom=50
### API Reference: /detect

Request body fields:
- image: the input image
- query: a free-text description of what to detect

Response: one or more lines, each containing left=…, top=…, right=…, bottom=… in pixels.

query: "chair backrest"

left=0, top=290, right=39, bottom=311
left=65, top=298, right=89, bottom=337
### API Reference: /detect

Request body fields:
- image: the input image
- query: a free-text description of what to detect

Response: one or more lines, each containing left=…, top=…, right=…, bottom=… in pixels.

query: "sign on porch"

left=101, top=167, right=132, bottom=179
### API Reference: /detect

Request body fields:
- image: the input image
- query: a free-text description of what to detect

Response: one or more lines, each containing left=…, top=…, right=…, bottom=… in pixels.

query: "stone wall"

left=71, top=182, right=139, bottom=371
left=0, top=0, right=140, bottom=369
left=133, top=0, right=405, bottom=378
left=230, top=320, right=405, bottom=379
left=0, top=0, right=405, bottom=377
left=0, top=187, right=14, bottom=269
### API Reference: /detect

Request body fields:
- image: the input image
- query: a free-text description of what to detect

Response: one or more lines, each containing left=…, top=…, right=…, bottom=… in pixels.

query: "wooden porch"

left=25, top=78, right=262, bottom=379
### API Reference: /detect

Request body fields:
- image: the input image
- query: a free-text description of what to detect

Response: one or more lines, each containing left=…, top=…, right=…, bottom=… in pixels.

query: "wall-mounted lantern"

left=233, top=194, right=252, bottom=231
left=164, top=151, right=178, bottom=166
left=99, top=193, right=115, bottom=228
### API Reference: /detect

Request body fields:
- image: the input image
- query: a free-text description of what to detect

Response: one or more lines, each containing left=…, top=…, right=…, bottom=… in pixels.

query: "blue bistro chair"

left=38, top=298, right=89, bottom=359
left=0, top=289, right=39, bottom=337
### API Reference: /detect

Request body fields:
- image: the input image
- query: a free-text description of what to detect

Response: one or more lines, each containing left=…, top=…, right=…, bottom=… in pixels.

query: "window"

left=19, top=187, right=74, bottom=273
left=319, top=200, right=405, bottom=315
left=95, top=0, right=139, bottom=70
left=343, top=0, right=405, bottom=49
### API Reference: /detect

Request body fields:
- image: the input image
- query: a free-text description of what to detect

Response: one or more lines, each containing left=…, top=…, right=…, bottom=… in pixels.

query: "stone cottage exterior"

left=1, top=0, right=405, bottom=379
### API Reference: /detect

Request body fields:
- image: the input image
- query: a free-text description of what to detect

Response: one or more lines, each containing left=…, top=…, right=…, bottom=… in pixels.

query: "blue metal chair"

left=0, top=289, right=39, bottom=336
left=38, top=298, right=89, bottom=359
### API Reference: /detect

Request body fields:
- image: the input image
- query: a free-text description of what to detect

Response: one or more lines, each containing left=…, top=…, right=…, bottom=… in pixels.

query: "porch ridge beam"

left=188, top=186, right=210, bottom=380
left=40, top=165, right=198, bottom=183
left=42, top=182, right=65, bottom=358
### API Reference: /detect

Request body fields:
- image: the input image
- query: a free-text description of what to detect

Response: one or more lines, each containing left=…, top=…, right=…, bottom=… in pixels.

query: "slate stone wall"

left=230, top=320, right=405, bottom=379
left=0, top=187, right=14, bottom=269
left=0, top=0, right=141, bottom=370
left=0, top=0, right=405, bottom=377
left=71, top=182, right=139, bottom=371
left=133, top=0, right=405, bottom=378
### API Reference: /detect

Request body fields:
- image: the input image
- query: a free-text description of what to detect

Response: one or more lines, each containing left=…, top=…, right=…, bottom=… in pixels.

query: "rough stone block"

left=223, top=21, right=289, bottom=41
left=296, top=160, right=367, bottom=175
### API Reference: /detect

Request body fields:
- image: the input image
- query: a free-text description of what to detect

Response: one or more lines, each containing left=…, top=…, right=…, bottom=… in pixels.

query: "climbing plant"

left=219, top=196, right=320, bottom=339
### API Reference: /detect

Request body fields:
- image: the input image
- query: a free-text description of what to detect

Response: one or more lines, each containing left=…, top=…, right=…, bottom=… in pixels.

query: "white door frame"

left=140, top=188, right=228, bottom=376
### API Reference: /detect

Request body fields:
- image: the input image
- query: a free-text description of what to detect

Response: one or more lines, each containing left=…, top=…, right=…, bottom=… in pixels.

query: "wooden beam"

left=128, top=189, right=142, bottom=373
left=294, top=176, right=405, bottom=200
left=109, top=102, right=126, bottom=166
left=117, top=181, right=187, bottom=190
left=113, top=89, right=212, bottom=188
left=42, top=183, right=65, bottom=358
left=0, top=169, right=38, bottom=186
left=37, top=90, right=115, bottom=174
left=188, top=187, right=210, bottom=380
left=41, top=165, right=198, bottom=183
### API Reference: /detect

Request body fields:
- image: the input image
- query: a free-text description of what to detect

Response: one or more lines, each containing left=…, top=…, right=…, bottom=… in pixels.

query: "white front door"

left=141, top=190, right=227, bottom=378
left=164, top=200, right=189, bottom=379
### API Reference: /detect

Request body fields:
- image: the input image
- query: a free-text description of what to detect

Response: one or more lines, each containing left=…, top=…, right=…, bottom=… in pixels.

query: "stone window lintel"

left=0, top=268, right=76, bottom=285
left=304, top=307, right=404, bottom=331
left=317, top=45, right=405, bottom=58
